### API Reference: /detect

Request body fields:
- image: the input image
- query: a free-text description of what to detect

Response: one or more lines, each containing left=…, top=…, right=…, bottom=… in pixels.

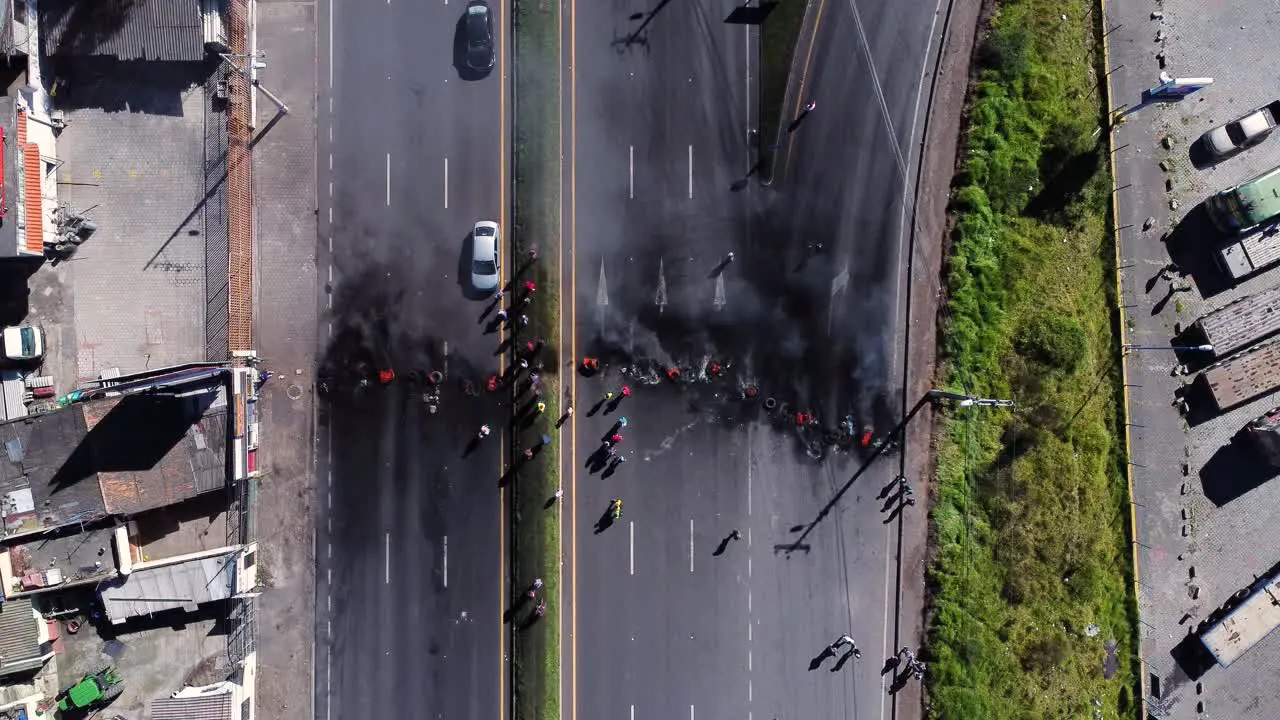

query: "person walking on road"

left=788, top=101, right=817, bottom=133
left=829, top=634, right=854, bottom=654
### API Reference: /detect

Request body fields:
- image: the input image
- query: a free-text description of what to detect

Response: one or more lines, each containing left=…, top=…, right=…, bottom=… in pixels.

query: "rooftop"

left=128, top=492, right=229, bottom=562
left=40, top=0, right=206, bottom=62
left=0, top=377, right=230, bottom=536
left=151, top=689, right=234, bottom=720
left=5, top=526, right=118, bottom=594
left=0, top=596, right=47, bottom=676
left=98, top=550, right=236, bottom=623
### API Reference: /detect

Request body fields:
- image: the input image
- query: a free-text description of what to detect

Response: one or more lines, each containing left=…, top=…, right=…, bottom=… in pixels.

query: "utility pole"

left=219, top=53, right=290, bottom=117
left=783, top=388, right=1013, bottom=553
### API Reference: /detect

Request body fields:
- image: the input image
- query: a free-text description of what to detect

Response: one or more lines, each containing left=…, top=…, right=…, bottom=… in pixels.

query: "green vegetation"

left=759, top=0, right=807, bottom=174
left=926, top=1, right=1139, bottom=718
left=511, top=3, right=561, bottom=720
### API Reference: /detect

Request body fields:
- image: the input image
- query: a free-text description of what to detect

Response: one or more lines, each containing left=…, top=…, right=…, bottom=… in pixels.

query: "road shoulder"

left=250, top=1, right=320, bottom=717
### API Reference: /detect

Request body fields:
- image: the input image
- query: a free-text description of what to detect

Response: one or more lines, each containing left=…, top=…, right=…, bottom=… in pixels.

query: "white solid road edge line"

left=629, top=145, right=635, bottom=199
left=629, top=521, right=635, bottom=576
left=443, top=535, right=449, bottom=588
left=385, top=532, right=391, bottom=584
left=687, top=145, right=694, bottom=199
left=689, top=518, right=694, bottom=573
left=386, top=153, right=392, bottom=206
left=444, top=157, right=450, bottom=209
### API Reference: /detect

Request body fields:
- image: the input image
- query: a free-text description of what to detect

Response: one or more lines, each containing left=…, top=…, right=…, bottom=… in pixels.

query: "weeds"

left=927, top=1, right=1138, bottom=718
left=512, top=2, right=562, bottom=720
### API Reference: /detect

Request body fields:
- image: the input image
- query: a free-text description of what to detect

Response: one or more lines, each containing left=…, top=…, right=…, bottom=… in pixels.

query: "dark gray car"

left=465, top=1, right=495, bottom=73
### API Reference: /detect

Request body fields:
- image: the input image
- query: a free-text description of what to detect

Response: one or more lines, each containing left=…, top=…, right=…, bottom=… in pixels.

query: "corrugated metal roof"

left=99, top=551, right=235, bottom=622
left=151, top=691, right=234, bottom=720
left=41, top=0, right=205, bottom=62
left=0, top=597, right=44, bottom=676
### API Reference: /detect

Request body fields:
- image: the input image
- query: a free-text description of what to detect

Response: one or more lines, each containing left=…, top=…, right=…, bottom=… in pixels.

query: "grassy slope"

left=511, top=3, right=561, bottom=720
left=926, top=1, right=1139, bottom=718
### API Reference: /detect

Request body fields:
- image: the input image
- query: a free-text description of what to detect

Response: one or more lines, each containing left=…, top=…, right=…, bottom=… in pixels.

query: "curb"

left=1098, top=0, right=1149, bottom=714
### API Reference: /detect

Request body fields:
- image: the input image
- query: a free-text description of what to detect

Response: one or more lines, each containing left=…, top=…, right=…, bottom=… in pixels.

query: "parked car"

left=471, top=220, right=500, bottom=293
left=1, top=324, right=43, bottom=363
left=1200, top=100, right=1280, bottom=161
left=465, top=1, right=495, bottom=74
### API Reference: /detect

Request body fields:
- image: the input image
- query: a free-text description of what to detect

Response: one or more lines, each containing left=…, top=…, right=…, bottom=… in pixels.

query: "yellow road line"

left=782, top=0, right=829, bottom=171
left=498, top=0, right=510, bottom=718
left=1098, top=0, right=1146, bottom=715
left=568, top=0, right=579, bottom=718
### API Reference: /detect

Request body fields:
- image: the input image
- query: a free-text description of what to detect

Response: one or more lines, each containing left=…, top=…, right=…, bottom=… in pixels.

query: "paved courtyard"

left=1107, top=0, right=1280, bottom=717
left=48, top=61, right=221, bottom=383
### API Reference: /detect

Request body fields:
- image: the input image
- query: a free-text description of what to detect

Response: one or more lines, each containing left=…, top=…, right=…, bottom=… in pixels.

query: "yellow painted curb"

left=1098, top=0, right=1148, bottom=714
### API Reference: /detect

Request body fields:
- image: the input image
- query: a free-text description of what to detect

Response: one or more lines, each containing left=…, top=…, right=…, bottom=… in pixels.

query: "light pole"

left=1123, top=343, right=1214, bottom=353
left=782, top=388, right=1013, bottom=553
left=219, top=53, right=290, bottom=116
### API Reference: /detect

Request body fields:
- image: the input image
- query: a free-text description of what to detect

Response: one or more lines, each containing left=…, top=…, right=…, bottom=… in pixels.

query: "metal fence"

left=226, top=0, right=254, bottom=360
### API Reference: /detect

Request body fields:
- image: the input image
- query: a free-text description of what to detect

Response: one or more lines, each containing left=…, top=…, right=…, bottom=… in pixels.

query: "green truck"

left=56, top=665, right=123, bottom=713
left=1206, top=163, right=1280, bottom=234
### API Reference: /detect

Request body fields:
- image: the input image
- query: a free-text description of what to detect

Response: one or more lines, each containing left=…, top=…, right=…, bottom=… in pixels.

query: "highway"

left=560, top=0, right=947, bottom=718
left=315, top=0, right=510, bottom=717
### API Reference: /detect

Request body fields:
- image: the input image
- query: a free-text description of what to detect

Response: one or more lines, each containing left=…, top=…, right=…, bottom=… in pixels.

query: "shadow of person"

left=808, top=647, right=835, bottom=671
left=518, top=608, right=544, bottom=631
left=881, top=656, right=901, bottom=675
left=462, top=436, right=480, bottom=458
left=883, top=503, right=906, bottom=524
left=503, top=590, right=535, bottom=624
left=831, top=647, right=857, bottom=672
left=593, top=512, right=617, bottom=535
left=713, top=536, right=731, bottom=557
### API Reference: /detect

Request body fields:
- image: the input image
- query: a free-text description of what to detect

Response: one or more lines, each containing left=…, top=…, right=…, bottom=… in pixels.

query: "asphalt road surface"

left=315, top=0, right=510, bottom=717
left=562, top=0, right=946, bottom=719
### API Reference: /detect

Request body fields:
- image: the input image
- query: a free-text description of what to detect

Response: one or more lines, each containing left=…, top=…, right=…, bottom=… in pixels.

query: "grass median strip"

left=511, top=3, right=562, bottom=720
left=759, top=0, right=807, bottom=163
left=926, top=1, right=1139, bottom=718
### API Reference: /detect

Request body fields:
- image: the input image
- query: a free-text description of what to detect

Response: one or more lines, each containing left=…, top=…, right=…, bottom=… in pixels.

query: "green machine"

left=56, top=665, right=123, bottom=713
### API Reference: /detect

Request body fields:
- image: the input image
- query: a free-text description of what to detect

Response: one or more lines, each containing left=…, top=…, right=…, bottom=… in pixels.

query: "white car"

left=1202, top=101, right=1280, bottom=161
left=471, top=220, right=501, bottom=293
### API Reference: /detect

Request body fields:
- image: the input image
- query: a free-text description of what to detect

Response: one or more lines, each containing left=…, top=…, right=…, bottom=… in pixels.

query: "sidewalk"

left=249, top=0, right=319, bottom=717
left=1105, top=0, right=1280, bottom=717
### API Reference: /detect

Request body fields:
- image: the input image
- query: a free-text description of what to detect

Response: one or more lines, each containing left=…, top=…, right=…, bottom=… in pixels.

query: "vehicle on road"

left=471, top=220, right=501, bottom=293
left=1199, top=100, right=1280, bottom=162
left=1205, top=163, right=1280, bottom=234
left=1, top=324, right=44, bottom=363
left=57, top=665, right=124, bottom=712
left=465, top=1, right=495, bottom=74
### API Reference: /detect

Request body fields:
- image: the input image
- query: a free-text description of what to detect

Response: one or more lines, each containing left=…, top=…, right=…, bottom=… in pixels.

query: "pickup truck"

left=1200, top=100, right=1280, bottom=162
